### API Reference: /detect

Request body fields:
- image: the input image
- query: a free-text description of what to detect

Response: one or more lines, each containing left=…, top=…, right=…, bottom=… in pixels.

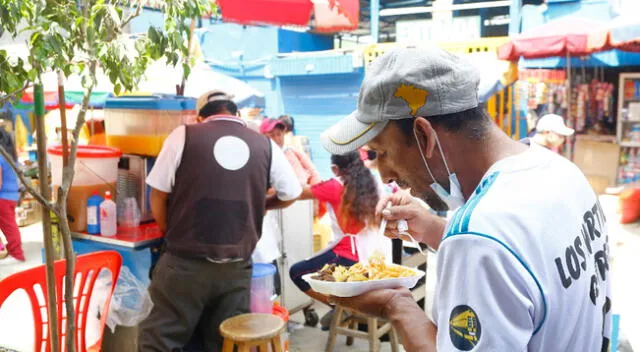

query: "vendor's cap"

left=536, top=114, right=574, bottom=136
left=260, top=118, right=286, bottom=134
left=196, top=90, right=235, bottom=113
left=321, top=47, right=480, bottom=155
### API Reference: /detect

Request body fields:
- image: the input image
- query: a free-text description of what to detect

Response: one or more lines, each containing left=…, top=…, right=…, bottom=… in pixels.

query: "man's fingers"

left=375, top=194, right=413, bottom=216
left=382, top=205, right=417, bottom=220
left=375, top=196, right=394, bottom=215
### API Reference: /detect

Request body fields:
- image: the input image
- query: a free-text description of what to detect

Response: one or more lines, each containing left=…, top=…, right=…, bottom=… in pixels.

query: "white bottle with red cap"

left=100, top=191, right=117, bottom=237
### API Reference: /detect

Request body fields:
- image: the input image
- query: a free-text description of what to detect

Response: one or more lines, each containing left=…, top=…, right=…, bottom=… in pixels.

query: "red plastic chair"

left=0, top=250, right=122, bottom=352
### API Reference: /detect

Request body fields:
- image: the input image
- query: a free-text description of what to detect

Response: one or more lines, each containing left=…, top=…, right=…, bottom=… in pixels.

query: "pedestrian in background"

left=532, top=113, right=575, bottom=153
left=0, top=128, right=24, bottom=262
left=289, top=151, right=390, bottom=330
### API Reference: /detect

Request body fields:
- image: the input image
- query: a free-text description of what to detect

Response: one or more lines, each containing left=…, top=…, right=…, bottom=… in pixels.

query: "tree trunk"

left=56, top=70, right=78, bottom=352
left=34, top=83, right=61, bottom=352
left=57, top=70, right=69, bottom=168
left=56, top=61, right=97, bottom=352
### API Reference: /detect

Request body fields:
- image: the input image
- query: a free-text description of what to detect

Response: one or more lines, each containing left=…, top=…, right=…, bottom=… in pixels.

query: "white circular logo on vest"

left=213, top=136, right=250, bottom=171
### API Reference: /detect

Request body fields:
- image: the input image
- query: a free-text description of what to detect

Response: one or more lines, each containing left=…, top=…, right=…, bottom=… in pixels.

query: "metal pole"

left=34, top=83, right=60, bottom=352
left=371, top=0, right=380, bottom=43
left=566, top=52, right=575, bottom=160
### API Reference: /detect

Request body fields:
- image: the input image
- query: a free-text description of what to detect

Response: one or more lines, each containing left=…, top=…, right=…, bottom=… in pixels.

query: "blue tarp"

left=521, top=49, right=640, bottom=68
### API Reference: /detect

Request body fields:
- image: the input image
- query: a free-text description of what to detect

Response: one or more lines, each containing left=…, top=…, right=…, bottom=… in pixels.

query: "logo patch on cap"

left=394, top=84, right=429, bottom=116
left=449, top=305, right=481, bottom=351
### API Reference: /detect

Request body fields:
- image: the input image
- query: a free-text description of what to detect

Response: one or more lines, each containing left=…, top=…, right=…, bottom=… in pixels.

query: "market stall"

left=46, top=84, right=307, bottom=350
left=500, top=15, right=640, bottom=193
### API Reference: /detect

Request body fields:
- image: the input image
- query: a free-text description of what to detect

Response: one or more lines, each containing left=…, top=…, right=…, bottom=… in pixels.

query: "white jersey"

left=433, top=141, right=611, bottom=352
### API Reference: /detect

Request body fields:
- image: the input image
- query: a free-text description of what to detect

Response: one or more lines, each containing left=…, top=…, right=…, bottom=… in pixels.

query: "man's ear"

left=413, top=117, right=437, bottom=159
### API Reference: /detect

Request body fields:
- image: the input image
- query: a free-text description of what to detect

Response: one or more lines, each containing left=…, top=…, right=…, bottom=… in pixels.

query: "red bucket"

left=272, top=303, right=290, bottom=351
left=272, top=302, right=289, bottom=322
left=619, top=188, right=640, bottom=224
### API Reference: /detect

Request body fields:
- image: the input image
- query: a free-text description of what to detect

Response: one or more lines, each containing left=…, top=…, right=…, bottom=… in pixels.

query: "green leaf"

left=148, top=27, right=160, bottom=43
left=114, top=83, right=122, bottom=96
left=182, top=63, right=191, bottom=80
left=106, top=5, right=121, bottom=27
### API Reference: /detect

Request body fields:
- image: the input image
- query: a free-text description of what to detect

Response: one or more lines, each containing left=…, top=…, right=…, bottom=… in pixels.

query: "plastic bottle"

left=86, top=191, right=103, bottom=234
left=100, top=191, right=117, bottom=237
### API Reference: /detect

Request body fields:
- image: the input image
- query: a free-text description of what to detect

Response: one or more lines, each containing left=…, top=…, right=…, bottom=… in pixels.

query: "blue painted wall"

left=199, top=23, right=332, bottom=69
left=520, top=0, right=616, bottom=32
left=279, top=72, right=363, bottom=179
left=196, top=22, right=335, bottom=118
left=129, top=8, right=165, bottom=34
left=278, top=29, right=334, bottom=54
left=130, top=9, right=362, bottom=177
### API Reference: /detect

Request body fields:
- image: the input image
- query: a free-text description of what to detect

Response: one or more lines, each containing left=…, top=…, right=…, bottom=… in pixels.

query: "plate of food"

left=302, top=253, right=425, bottom=298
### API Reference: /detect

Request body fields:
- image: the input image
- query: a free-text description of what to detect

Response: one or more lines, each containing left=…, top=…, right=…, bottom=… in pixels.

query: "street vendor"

left=321, top=47, right=611, bottom=351
left=532, top=113, right=575, bottom=153
left=139, top=91, right=301, bottom=352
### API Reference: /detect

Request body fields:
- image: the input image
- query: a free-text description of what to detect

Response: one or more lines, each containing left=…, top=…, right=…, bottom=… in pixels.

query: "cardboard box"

left=16, top=199, right=41, bottom=227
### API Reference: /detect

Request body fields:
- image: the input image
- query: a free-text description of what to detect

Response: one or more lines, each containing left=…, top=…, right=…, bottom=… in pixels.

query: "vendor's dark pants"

left=138, top=252, right=252, bottom=352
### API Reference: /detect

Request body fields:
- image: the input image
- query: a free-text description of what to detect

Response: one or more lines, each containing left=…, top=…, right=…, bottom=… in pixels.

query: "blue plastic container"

left=251, top=263, right=276, bottom=313
left=86, top=192, right=103, bottom=234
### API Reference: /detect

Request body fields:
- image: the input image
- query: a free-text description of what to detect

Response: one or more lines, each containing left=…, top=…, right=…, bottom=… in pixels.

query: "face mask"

left=414, top=129, right=466, bottom=210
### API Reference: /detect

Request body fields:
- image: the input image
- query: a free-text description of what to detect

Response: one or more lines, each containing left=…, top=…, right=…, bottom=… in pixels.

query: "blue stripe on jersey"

left=443, top=231, right=548, bottom=335
left=446, top=172, right=499, bottom=236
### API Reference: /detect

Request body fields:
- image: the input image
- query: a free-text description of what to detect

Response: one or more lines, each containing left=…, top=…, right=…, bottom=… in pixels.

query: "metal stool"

left=220, top=313, right=285, bottom=352
left=326, top=305, right=400, bottom=352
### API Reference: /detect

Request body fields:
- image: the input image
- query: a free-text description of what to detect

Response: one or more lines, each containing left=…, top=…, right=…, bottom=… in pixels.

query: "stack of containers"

left=104, top=95, right=196, bottom=157
left=47, top=145, right=122, bottom=232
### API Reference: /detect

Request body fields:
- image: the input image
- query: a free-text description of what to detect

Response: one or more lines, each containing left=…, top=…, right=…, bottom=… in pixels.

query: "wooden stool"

left=220, top=313, right=285, bottom=352
left=326, top=305, right=400, bottom=352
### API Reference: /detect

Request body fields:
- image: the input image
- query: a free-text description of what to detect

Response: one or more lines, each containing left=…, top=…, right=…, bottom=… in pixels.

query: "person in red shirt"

left=289, top=151, right=380, bottom=324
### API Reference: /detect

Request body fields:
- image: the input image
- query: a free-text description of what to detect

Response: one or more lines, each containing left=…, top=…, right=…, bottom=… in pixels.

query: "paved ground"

left=0, top=195, right=638, bottom=351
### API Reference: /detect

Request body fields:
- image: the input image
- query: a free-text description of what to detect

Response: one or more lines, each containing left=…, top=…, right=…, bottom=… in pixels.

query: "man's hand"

left=376, top=193, right=447, bottom=250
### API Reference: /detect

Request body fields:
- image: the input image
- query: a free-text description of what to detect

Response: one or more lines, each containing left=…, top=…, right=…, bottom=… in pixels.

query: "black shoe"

left=320, top=309, right=335, bottom=331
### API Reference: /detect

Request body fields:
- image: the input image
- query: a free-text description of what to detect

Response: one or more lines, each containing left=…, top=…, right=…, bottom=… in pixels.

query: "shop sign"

left=396, top=16, right=480, bottom=43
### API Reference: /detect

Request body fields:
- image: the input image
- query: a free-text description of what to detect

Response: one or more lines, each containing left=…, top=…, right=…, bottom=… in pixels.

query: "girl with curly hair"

left=289, top=151, right=389, bottom=327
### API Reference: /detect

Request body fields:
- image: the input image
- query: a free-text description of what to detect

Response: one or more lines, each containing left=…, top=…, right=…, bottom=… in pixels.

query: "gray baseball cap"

left=321, top=47, right=481, bottom=155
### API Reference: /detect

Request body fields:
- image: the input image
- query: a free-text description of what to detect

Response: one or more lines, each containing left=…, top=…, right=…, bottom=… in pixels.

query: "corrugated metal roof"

left=269, top=51, right=363, bottom=76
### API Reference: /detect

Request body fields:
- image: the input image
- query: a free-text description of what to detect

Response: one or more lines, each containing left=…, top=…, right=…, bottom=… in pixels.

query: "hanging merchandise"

left=516, top=69, right=569, bottom=132
left=516, top=69, right=615, bottom=136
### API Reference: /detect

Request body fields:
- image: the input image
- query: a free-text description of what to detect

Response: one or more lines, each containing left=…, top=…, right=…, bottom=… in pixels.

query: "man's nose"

left=377, top=164, right=397, bottom=184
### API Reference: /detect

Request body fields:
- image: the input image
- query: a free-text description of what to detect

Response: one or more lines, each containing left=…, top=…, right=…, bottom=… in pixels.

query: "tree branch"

left=121, top=1, right=144, bottom=30
left=0, top=145, right=52, bottom=210
left=0, top=82, right=32, bottom=105
left=60, top=61, right=96, bottom=197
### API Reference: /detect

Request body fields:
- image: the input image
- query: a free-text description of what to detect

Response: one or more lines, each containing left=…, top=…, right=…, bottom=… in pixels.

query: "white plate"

left=302, top=265, right=425, bottom=298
